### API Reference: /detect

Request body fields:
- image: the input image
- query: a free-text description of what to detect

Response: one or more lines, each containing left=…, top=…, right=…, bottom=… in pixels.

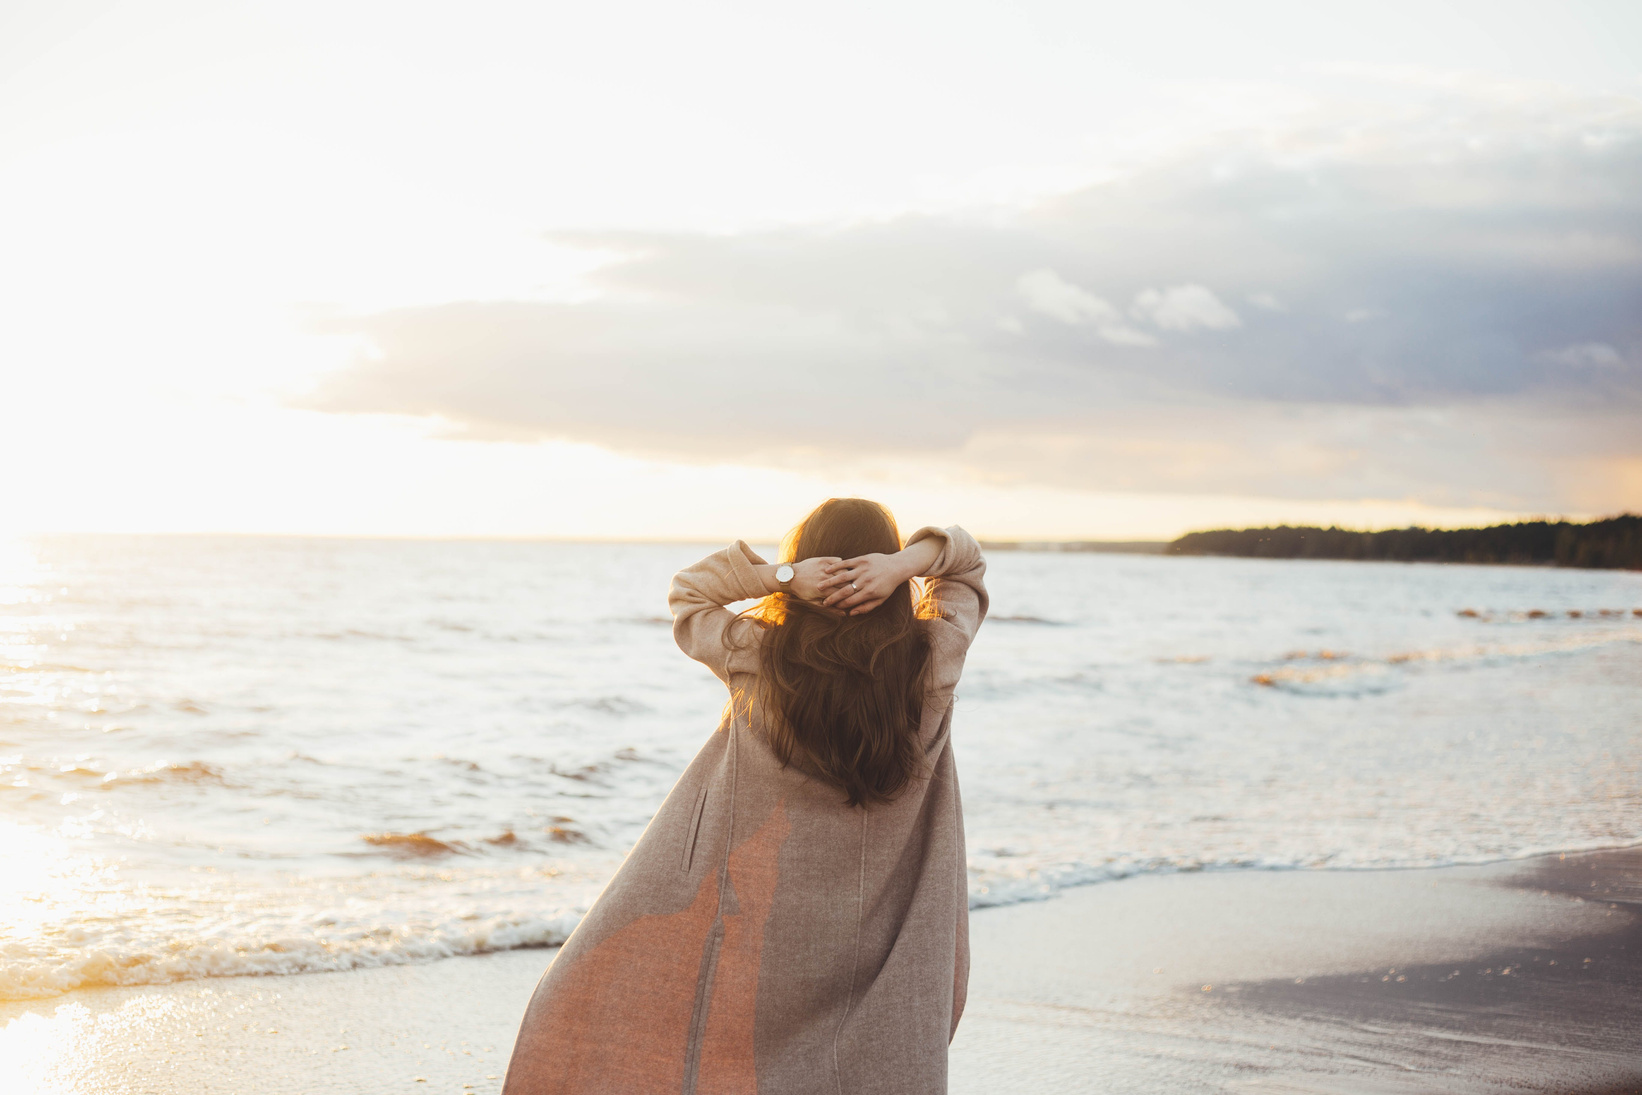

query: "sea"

left=2, top=535, right=1639, bottom=1000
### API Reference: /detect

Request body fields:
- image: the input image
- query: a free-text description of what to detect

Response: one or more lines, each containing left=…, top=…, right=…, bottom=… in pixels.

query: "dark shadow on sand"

left=1223, top=848, right=1642, bottom=1093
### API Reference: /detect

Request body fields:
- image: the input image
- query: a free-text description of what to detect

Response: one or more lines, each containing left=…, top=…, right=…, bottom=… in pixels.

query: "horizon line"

left=5, top=512, right=1632, bottom=545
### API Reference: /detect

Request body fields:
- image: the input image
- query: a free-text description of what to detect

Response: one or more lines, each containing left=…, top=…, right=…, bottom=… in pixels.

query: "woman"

left=503, top=498, right=987, bottom=1095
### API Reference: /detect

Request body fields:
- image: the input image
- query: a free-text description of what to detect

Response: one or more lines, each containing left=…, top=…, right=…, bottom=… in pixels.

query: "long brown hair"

left=740, top=498, right=932, bottom=808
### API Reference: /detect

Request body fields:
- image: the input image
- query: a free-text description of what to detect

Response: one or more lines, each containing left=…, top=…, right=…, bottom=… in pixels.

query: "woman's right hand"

left=817, top=552, right=912, bottom=615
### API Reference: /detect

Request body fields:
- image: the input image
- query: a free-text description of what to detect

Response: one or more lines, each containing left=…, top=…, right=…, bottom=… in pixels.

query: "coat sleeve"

left=669, top=541, right=772, bottom=685
left=906, top=526, right=988, bottom=695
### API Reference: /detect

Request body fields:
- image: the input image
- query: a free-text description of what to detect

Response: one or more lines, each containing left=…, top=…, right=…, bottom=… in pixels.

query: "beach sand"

left=4, top=849, right=1638, bottom=1094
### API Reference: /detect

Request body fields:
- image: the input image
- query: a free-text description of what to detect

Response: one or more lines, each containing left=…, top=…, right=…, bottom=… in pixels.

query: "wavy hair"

left=738, top=498, right=932, bottom=807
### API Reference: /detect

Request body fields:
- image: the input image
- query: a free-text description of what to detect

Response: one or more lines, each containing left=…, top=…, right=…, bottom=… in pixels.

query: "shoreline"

left=7, top=844, right=1639, bottom=1005
left=4, top=848, right=1639, bottom=1094
left=953, top=847, right=1642, bottom=1093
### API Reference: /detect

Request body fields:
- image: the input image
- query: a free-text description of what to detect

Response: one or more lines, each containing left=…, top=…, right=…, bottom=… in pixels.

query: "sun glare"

left=0, top=822, right=108, bottom=949
left=0, top=1001, right=90, bottom=1095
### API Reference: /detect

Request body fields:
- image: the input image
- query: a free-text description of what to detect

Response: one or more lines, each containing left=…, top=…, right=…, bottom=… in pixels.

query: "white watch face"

left=776, top=564, right=794, bottom=584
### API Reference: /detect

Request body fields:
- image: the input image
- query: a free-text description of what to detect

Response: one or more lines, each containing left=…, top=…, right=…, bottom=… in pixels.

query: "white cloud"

left=1247, top=291, right=1284, bottom=311
left=1095, top=322, right=1163, bottom=348
left=1544, top=342, right=1624, bottom=368
left=1131, top=285, right=1242, bottom=331
left=1017, top=269, right=1157, bottom=346
left=1017, top=268, right=1119, bottom=325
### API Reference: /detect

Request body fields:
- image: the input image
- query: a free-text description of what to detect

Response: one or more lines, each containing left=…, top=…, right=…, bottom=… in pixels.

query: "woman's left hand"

left=818, top=553, right=908, bottom=615
left=786, top=557, right=839, bottom=603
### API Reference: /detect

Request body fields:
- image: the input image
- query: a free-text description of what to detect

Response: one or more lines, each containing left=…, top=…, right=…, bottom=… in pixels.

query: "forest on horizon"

left=1166, top=514, right=1642, bottom=570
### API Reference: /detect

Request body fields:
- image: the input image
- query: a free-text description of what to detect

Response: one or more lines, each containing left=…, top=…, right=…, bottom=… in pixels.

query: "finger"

left=850, top=598, right=886, bottom=615
left=838, top=586, right=872, bottom=608
left=827, top=580, right=868, bottom=607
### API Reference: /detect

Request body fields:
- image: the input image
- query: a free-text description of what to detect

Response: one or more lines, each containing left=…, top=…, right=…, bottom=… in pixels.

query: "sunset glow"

left=3, top=0, right=1639, bottom=539
left=4, top=9, right=1641, bottom=1089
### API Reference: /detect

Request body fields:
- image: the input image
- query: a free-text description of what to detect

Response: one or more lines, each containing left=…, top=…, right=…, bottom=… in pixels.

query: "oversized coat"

left=502, top=526, right=987, bottom=1095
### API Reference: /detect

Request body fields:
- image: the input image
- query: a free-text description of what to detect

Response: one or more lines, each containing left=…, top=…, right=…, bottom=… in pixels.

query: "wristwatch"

left=775, top=563, right=794, bottom=588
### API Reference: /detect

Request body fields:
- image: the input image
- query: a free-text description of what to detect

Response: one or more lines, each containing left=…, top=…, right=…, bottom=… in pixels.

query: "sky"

left=2, top=0, right=1639, bottom=540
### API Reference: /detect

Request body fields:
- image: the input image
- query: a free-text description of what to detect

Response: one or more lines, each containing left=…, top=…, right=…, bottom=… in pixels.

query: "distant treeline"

left=1166, top=515, right=1642, bottom=570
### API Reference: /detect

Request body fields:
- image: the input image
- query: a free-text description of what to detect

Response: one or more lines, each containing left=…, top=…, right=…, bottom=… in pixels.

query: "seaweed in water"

left=361, top=832, right=467, bottom=857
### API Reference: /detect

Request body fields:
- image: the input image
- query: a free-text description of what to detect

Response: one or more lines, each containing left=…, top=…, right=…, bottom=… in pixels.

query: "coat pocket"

left=681, top=782, right=710, bottom=872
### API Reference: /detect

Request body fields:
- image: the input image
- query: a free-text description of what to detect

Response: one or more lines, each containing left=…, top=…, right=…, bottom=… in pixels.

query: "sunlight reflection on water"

left=0, top=534, right=1639, bottom=999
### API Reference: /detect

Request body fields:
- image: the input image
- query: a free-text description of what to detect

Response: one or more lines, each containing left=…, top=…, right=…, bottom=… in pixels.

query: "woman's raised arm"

left=904, top=525, right=988, bottom=648
left=669, top=543, right=839, bottom=683
left=668, top=542, right=772, bottom=684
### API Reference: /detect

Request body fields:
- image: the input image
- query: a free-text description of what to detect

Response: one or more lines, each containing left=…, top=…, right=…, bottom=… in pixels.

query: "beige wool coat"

left=502, top=526, right=988, bottom=1095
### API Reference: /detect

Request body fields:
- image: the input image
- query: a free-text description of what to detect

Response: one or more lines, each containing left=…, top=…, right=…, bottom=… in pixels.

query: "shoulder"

left=917, top=612, right=969, bottom=653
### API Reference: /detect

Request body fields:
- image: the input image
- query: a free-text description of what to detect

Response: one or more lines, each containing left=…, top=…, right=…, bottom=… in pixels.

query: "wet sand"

left=3, top=849, right=1639, bottom=1094
left=955, top=848, right=1642, bottom=1093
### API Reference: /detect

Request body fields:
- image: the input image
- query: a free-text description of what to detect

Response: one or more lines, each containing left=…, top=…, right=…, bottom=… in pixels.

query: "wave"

left=358, top=826, right=589, bottom=857
left=11, top=760, right=230, bottom=788
left=112, top=760, right=228, bottom=785
left=1250, top=630, right=1641, bottom=695
left=965, top=837, right=1642, bottom=910
left=0, top=908, right=581, bottom=1001
left=1456, top=607, right=1642, bottom=621
left=0, top=661, right=98, bottom=674
left=10, top=838, right=1636, bottom=1001
left=312, top=628, right=416, bottom=642
left=569, top=695, right=652, bottom=716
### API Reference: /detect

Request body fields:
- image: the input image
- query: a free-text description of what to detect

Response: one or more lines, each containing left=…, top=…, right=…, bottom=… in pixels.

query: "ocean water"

left=2, top=535, right=1640, bottom=1000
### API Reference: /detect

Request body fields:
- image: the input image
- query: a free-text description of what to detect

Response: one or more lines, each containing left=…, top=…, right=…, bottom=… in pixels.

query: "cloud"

left=1017, top=268, right=1113, bottom=325
left=1017, top=269, right=1157, bottom=346
left=1544, top=342, right=1625, bottom=369
left=1130, top=284, right=1242, bottom=331
left=307, top=88, right=1642, bottom=512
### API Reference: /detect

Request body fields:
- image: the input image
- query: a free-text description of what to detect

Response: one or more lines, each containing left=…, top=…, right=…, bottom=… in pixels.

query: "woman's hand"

left=818, top=552, right=913, bottom=615
left=786, top=557, right=839, bottom=603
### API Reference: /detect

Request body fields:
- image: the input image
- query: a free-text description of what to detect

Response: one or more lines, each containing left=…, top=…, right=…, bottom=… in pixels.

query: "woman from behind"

left=503, top=498, right=988, bottom=1095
